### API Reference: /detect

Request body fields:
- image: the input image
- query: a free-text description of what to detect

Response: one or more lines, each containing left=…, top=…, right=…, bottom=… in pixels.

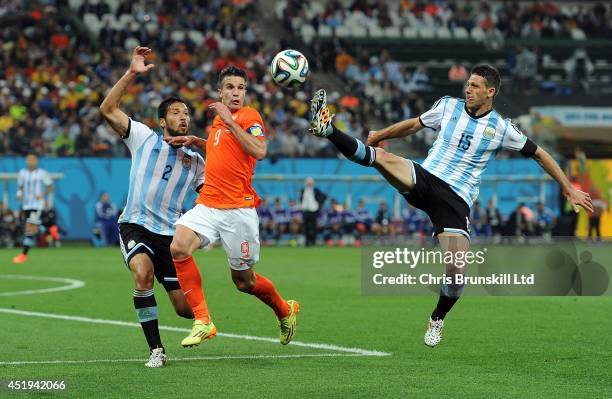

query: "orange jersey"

left=197, top=106, right=266, bottom=209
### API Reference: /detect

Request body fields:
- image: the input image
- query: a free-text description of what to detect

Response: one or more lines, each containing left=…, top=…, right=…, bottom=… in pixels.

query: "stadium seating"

left=1, top=0, right=611, bottom=160
left=274, top=0, right=612, bottom=118
left=0, top=0, right=344, bottom=158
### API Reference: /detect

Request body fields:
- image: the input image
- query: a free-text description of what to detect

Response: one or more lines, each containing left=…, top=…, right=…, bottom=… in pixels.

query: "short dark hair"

left=217, top=66, right=248, bottom=88
left=471, top=64, right=501, bottom=97
left=157, top=97, right=188, bottom=120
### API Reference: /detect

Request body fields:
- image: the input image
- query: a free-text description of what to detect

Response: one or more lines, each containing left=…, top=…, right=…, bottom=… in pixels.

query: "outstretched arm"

left=532, top=146, right=593, bottom=213
left=366, top=117, right=424, bottom=146
left=99, top=46, right=155, bottom=137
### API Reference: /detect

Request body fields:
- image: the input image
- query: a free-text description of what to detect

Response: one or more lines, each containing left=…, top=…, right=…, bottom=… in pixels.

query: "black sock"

left=328, top=124, right=376, bottom=166
left=133, top=289, right=162, bottom=350
left=22, top=233, right=34, bottom=255
left=431, top=294, right=460, bottom=321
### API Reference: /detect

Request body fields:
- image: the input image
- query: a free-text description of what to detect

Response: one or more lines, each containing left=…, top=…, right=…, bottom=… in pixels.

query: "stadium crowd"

left=275, top=0, right=610, bottom=148
left=2, top=1, right=609, bottom=158
left=0, top=0, right=349, bottom=158
left=254, top=197, right=564, bottom=246
left=278, top=0, right=611, bottom=40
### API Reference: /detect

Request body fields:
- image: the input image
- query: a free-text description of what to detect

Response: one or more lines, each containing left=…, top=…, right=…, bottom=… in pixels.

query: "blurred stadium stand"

left=272, top=0, right=612, bottom=157
left=1, top=0, right=611, bottom=158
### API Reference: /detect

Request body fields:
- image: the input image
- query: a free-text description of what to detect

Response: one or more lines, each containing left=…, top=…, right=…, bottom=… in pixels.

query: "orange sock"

left=49, top=225, right=60, bottom=240
left=250, top=273, right=290, bottom=319
left=173, top=256, right=211, bottom=323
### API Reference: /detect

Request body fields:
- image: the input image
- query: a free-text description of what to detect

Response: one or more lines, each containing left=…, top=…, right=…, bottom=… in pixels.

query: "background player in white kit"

left=309, top=64, right=593, bottom=348
left=12, top=154, right=53, bottom=264
left=100, top=46, right=205, bottom=367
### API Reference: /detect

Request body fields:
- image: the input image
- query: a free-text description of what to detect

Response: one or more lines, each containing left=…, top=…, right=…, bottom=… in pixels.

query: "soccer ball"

left=270, top=49, right=309, bottom=88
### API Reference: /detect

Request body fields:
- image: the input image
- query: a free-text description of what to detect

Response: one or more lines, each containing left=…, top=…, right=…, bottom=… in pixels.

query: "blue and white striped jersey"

left=17, top=168, right=52, bottom=211
left=420, top=96, right=528, bottom=207
left=118, top=119, right=205, bottom=235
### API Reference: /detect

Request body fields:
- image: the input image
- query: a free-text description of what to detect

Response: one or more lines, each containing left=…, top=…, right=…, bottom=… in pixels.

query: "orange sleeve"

left=242, top=108, right=266, bottom=140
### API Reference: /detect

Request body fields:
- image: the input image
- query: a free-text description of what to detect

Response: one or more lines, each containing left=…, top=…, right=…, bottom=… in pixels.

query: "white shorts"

left=176, top=204, right=260, bottom=271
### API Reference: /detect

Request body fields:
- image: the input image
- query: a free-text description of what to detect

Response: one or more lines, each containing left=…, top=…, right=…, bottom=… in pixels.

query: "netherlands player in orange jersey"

left=166, top=66, right=299, bottom=347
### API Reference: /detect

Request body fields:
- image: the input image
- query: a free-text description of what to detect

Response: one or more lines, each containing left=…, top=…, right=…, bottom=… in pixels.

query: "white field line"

left=0, top=308, right=391, bottom=357
left=0, top=353, right=369, bottom=366
left=0, top=275, right=85, bottom=296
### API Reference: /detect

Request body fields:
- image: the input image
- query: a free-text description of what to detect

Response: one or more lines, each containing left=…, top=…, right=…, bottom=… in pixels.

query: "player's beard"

left=466, top=98, right=482, bottom=114
left=166, top=126, right=186, bottom=137
left=165, top=126, right=188, bottom=148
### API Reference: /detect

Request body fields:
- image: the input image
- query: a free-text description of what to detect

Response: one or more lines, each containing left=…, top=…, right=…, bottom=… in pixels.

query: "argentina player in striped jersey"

left=100, top=46, right=205, bottom=367
left=11, top=154, right=53, bottom=264
left=309, top=64, right=593, bottom=348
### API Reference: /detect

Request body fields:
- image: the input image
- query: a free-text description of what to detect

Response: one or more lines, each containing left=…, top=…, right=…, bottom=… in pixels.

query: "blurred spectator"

left=341, top=201, right=357, bottom=246
left=299, top=177, right=327, bottom=246
left=95, top=192, right=119, bottom=246
left=448, top=63, right=468, bottom=82
left=518, top=203, right=536, bottom=236
left=257, top=198, right=274, bottom=245
left=0, top=203, right=20, bottom=247
left=514, top=47, right=538, bottom=94
left=335, top=48, right=355, bottom=75
left=323, top=199, right=343, bottom=246
left=535, top=201, right=555, bottom=238
left=74, top=128, right=93, bottom=156
left=353, top=200, right=372, bottom=246
left=53, top=128, right=75, bottom=156
left=288, top=199, right=303, bottom=246
left=485, top=198, right=503, bottom=238
left=588, top=198, right=607, bottom=241
left=471, top=201, right=487, bottom=236
left=506, top=202, right=535, bottom=238
left=372, top=201, right=393, bottom=239
left=0, top=133, right=8, bottom=154
left=483, top=25, right=505, bottom=51
left=9, top=126, right=32, bottom=156
left=401, top=204, right=427, bottom=236
left=564, top=48, right=594, bottom=93
left=408, top=65, right=431, bottom=93
left=272, top=197, right=290, bottom=241
left=574, top=147, right=587, bottom=173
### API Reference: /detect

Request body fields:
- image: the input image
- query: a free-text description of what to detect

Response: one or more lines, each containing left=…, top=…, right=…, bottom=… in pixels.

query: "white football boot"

left=424, top=318, right=444, bottom=347
left=309, top=89, right=334, bottom=137
left=145, top=347, right=167, bottom=368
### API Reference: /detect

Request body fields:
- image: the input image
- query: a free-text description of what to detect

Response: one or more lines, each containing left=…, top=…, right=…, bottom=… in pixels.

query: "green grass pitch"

left=0, top=246, right=610, bottom=398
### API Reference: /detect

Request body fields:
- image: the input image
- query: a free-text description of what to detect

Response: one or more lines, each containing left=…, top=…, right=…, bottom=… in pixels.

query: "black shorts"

left=22, top=209, right=42, bottom=225
left=402, top=162, right=471, bottom=239
left=118, top=223, right=180, bottom=291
